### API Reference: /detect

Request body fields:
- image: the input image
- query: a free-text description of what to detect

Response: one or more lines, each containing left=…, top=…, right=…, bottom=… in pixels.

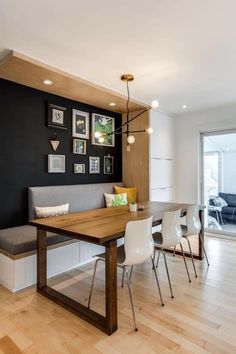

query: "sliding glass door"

left=200, top=130, right=236, bottom=237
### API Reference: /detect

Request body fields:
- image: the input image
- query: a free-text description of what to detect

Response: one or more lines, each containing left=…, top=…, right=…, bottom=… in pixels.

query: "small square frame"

left=48, top=154, right=65, bottom=173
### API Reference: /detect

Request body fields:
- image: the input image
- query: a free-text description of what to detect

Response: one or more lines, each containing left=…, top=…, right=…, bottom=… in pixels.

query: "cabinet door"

left=151, top=187, right=174, bottom=202
left=151, top=159, right=174, bottom=189
left=150, top=111, right=174, bottom=159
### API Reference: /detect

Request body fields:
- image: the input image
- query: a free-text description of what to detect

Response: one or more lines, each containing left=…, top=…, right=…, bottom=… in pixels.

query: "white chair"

left=153, top=209, right=192, bottom=297
left=181, top=205, right=209, bottom=278
left=87, top=217, right=164, bottom=331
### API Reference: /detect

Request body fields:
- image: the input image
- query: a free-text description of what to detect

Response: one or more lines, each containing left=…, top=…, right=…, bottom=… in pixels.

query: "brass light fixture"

left=94, top=74, right=159, bottom=150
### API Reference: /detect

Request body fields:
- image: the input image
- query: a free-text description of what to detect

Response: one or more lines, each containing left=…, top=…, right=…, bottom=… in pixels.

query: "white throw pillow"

left=35, top=203, right=69, bottom=218
left=104, top=193, right=128, bottom=208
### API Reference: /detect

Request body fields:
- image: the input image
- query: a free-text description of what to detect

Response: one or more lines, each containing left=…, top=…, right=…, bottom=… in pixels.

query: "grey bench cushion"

left=0, top=225, right=69, bottom=255
left=28, top=182, right=123, bottom=220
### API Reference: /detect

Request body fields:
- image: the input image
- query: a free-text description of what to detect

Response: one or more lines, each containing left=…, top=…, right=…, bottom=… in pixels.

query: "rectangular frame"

left=104, top=156, right=114, bottom=174
left=72, top=109, right=90, bottom=139
left=73, top=139, right=86, bottom=155
left=74, top=164, right=86, bottom=174
left=48, top=103, right=67, bottom=130
left=48, top=154, right=65, bottom=173
left=92, top=113, right=115, bottom=147
left=89, top=156, right=100, bottom=174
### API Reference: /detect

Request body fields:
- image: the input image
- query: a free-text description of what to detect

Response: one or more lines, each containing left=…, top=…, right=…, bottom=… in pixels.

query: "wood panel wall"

left=122, top=111, right=150, bottom=202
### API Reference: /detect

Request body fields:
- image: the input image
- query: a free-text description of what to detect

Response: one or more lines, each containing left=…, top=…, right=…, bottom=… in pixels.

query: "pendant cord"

left=126, top=80, right=130, bottom=137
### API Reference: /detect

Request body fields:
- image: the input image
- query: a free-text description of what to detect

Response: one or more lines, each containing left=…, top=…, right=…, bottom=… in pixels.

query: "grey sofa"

left=0, top=182, right=123, bottom=257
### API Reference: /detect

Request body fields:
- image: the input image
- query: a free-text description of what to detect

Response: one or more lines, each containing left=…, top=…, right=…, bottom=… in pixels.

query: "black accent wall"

left=0, top=79, right=122, bottom=229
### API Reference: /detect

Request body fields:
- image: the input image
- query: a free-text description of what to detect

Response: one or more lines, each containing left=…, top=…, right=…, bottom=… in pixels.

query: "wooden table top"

left=29, top=201, right=200, bottom=245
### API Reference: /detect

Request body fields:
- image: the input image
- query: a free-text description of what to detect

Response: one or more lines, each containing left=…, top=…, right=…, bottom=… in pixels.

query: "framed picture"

left=73, top=139, right=86, bottom=155
left=48, top=154, right=65, bottom=173
left=92, top=113, right=115, bottom=147
left=48, top=104, right=67, bottom=130
left=74, top=164, right=85, bottom=174
left=89, top=156, right=100, bottom=174
left=72, top=109, right=89, bottom=139
left=104, top=156, right=114, bottom=174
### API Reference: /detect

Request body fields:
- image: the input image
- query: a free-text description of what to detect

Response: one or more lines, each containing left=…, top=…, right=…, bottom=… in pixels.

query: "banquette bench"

left=0, top=182, right=123, bottom=292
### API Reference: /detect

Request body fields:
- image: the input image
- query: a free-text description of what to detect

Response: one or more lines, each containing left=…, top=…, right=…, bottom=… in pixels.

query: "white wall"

left=175, top=104, right=236, bottom=204
left=223, top=151, right=236, bottom=193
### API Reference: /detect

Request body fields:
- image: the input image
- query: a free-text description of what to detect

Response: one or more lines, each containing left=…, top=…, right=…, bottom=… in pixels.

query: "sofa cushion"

left=28, top=182, right=124, bottom=220
left=221, top=206, right=236, bottom=215
left=0, top=225, right=69, bottom=255
left=219, top=193, right=236, bottom=207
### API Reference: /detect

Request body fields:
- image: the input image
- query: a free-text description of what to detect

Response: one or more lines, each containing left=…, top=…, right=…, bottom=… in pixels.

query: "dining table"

left=29, top=201, right=204, bottom=335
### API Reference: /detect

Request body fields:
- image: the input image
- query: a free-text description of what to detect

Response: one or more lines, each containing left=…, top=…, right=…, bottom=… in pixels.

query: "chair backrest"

left=123, top=217, right=154, bottom=266
left=161, top=209, right=182, bottom=248
left=186, top=205, right=201, bottom=235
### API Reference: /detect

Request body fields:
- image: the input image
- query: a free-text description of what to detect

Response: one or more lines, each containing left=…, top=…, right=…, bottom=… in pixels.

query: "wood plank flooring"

left=0, top=236, right=236, bottom=353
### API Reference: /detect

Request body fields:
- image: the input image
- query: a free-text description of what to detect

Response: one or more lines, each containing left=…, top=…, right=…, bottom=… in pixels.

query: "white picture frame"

left=73, top=139, right=86, bottom=155
left=48, top=154, right=65, bottom=173
left=89, top=156, right=100, bottom=174
left=92, top=113, right=115, bottom=147
left=72, top=109, right=89, bottom=139
left=74, top=164, right=85, bottom=174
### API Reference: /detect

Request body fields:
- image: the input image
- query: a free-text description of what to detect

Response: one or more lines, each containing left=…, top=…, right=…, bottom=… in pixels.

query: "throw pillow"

left=114, top=186, right=137, bottom=203
left=35, top=203, right=69, bottom=218
left=212, top=196, right=228, bottom=208
left=104, top=193, right=128, bottom=208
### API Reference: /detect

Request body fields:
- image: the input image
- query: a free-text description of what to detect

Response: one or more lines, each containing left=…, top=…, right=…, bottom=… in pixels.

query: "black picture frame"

left=48, top=103, right=67, bottom=130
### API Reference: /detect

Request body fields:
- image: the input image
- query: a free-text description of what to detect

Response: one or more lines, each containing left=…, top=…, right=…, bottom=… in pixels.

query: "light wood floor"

left=0, top=236, right=236, bottom=354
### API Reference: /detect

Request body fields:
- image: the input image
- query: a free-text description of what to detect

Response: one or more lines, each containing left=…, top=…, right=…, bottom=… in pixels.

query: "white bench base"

left=0, top=241, right=105, bottom=292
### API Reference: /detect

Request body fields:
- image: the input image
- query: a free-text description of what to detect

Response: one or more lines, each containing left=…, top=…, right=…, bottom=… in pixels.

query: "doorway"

left=200, top=130, right=236, bottom=237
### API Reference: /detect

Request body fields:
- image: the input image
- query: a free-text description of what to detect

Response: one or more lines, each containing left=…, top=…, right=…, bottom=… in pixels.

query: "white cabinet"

left=149, top=110, right=175, bottom=202
left=150, top=111, right=174, bottom=160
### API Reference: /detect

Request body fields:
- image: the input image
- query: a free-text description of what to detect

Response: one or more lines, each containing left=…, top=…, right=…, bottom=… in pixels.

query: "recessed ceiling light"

left=109, top=102, right=116, bottom=106
left=182, top=105, right=187, bottom=109
left=43, top=79, right=53, bottom=86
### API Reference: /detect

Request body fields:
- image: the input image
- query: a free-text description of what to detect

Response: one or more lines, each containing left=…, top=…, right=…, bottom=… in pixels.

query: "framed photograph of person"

left=73, top=139, right=86, bottom=155
left=48, top=104, right=67, bottom=130
left=92, top=113, right=115, bottom=147
left=104, top=155, right=114, bottom=174
left=89, top=156, right=100, bottom=174
left=72, top=109, right=89, bottom=139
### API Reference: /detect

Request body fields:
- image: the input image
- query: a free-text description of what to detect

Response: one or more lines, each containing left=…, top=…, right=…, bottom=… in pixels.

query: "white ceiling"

left=1, top=0, right=236, bottom=114
left=205, top=133, right=236, bottom=152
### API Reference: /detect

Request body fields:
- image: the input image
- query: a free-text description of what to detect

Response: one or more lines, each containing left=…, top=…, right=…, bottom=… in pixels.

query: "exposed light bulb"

left=43, top=79, right=53, bottom=86
left=182, top=105, right=187, bottom=109
left=146, top=127, right=153, bottom=134
left=98, top=136, right=105, bottom=143
left=151, top=100, right=159, bottom=109
left=127, top=135, right=135, bottom=144
left=94, top=131, right=102, bottom=139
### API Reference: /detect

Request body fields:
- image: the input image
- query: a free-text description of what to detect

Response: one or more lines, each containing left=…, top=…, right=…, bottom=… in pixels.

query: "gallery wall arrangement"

left=0, top=79, right=122, bottom=229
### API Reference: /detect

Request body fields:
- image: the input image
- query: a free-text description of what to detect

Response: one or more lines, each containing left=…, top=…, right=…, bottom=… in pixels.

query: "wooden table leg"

left=199, top=209, right=204, bottom=260
left=105, top=240, right=118, bottom=335
left=37, top=228, right=47, bottom=289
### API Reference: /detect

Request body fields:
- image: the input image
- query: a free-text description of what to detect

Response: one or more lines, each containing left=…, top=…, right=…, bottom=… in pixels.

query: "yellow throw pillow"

left=114, top=186, right=137, bottom=203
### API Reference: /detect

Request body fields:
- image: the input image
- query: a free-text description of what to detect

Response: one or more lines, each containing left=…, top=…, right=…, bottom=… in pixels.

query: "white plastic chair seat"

left=94, top=245, right=126, bottom=265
